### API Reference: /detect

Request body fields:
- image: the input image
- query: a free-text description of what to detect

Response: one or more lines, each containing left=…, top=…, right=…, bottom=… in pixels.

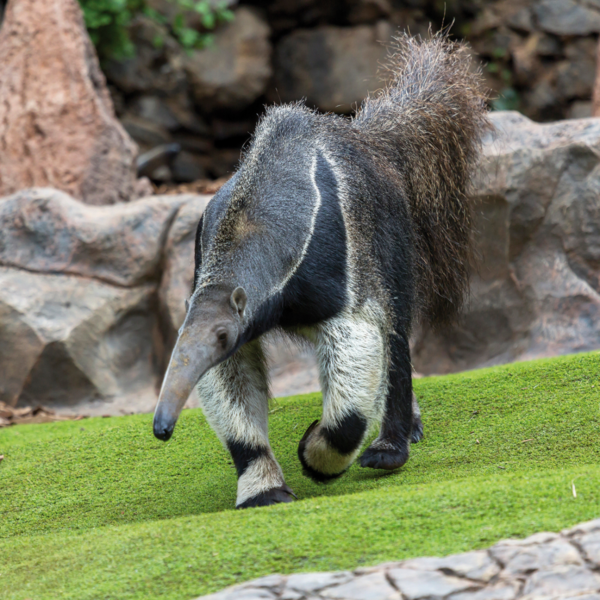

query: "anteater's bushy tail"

left=353, top=32, right=491, bottom=327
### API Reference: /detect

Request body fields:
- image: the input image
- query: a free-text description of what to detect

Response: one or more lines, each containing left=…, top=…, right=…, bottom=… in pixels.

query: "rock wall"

left=0, top=188, right=211, bottom=413
left=48, top=0, right=600, bottom=187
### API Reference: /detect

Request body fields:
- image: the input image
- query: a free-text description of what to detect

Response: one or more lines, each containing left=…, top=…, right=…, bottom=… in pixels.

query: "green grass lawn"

left=1, top=352, right=599, bottom=600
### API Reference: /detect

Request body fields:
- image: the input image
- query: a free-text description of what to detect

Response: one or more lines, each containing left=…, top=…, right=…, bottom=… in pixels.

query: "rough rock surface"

left=184, top=7, right=272, bottom=112
left=0, top=267, right=161, bottom=413
left=412, top=111, right=600, bottom=375
left=194, top=519, right=600, bottom=600
left=0, top=188, right=191, bottom=411
left=0, top=188, right=186, bottom=287
left=273, top=21, right=393, bottom=113
left=0, top=0, right=139, bottom=205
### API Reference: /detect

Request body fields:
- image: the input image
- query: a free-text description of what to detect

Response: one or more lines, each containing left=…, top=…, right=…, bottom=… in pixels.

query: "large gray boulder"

left=0, top=188, right=186, bottom=287
left=412, top=111, right=600, bottom=374
left=0, top=267, right=160, bottom=413
left=0, top=188, right=198, bottom=412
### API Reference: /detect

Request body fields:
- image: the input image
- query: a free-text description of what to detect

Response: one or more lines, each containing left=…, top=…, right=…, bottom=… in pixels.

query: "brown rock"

left=184, top=7, right=272, bottom=112
left=273, top=21, right=393, bottom=113
left=412, top=111, right=600, bottom=374
left=0, top=188, right=187, bottom=287
left=0, top=0, right=140, bottom=205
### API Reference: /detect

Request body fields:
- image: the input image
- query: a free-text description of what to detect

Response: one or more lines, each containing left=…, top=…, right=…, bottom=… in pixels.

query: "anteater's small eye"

left=217, top=330, right=228, bottom=345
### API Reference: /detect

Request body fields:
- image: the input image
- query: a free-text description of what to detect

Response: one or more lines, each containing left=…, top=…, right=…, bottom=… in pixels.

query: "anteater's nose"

left=153, top=420, right=174, bottom=442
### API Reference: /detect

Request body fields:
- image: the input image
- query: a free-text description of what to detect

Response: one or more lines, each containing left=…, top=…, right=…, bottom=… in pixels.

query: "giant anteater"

left=153, top=32, right=490, bottom=508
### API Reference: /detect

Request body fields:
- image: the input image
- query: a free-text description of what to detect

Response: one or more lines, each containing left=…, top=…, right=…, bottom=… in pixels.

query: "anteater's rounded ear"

left=230, top=287, right=247, bottom=318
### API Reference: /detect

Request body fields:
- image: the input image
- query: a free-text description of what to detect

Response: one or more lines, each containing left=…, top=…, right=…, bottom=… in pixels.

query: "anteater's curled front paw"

left=236, top=484, right=296, bottom=509
left=297, top=420, right=348, bottom=483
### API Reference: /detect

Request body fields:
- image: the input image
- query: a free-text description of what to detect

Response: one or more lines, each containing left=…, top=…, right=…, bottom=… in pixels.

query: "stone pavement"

left=196, top=519, right=600, bottom=600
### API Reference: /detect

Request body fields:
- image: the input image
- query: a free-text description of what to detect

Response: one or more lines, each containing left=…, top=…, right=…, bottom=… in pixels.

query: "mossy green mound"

left=1, top=352, right=599, bottom=600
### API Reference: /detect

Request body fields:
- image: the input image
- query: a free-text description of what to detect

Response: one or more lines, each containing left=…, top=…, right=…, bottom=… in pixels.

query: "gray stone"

left=577, top=532, right=600, bottom=566
left=490, top=539, right=583, bottom=576
left=449, top=583, right=518, bottom=600
left=562, top=519, right=600, bottom=537
left=494, top=532, right=560, bottom=547
left=534, top=0, right=600, bottom=35
left=0, top=267, right=161, bottom=413
left=285, top=571, right=354, bottom=593
left=412, top=111, right=600, bottom=375
left=321, top=571, right=400, bottom=600
left=198, top=589, right=276, bottom=600
left=238, top=574, right=286, bottom=590
left=185, top=7, right=272, bottom=112
left=273, top=21, right=393, bottom=113
left=387, top=567, right=477, bottom=599
left=521, top=565, right=600, bottom=597
left=402, top=551, right=500, bottom=582
left=0, top=188, right=186, bottom=288
left=280, top=590, right=303, bottom=600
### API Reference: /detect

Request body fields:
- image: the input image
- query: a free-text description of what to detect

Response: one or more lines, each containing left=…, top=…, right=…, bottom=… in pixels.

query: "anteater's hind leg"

left=359, top=332, right=416, bottom=470
left=298, top=310, right=387, bottom=482
left=197, top=339, right=294, bottom=509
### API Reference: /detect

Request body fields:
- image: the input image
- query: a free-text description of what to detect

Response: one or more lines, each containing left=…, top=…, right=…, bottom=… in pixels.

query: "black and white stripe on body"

left=152, top=35, right=489, bottom=509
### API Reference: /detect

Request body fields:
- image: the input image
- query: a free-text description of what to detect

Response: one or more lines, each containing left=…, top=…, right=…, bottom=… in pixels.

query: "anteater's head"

left=153, top=284, right=247, bottom=441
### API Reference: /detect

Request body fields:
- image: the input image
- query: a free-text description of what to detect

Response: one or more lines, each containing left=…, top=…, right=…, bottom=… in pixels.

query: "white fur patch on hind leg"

left=300, top=305, right=389, bottom=477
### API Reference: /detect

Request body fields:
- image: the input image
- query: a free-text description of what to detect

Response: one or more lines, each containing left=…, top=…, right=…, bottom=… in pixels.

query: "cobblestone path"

left=196, top=519, right=600, bottom=600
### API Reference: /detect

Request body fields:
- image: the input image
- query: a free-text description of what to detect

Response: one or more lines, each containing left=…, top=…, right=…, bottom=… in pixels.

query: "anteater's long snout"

left=153, top=329, right=213, bottom=441
left=154, top=287, right=246, bottom=441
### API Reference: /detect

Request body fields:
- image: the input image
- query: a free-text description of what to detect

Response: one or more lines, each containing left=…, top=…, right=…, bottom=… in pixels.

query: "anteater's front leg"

left=198, top=340, right=294, bottom=509
left=298, top=311, right=388, bottom=482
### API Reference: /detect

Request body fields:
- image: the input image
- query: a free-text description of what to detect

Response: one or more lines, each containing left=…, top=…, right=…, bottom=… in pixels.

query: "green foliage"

left=2, top=352, right=600, bottom=599
left=492, top=87, right=520, bottom=112
left=78, top=0, right=234, bottom=61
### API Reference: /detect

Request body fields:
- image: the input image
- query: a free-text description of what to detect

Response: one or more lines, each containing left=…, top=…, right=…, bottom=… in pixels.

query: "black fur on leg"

left=298, top=413, right=367, bottom=483
left=226, top=439, right=269, bottom=478
left=236, top=484, right=297, bottom=509
left=298, top=420, right=344, bottom=483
